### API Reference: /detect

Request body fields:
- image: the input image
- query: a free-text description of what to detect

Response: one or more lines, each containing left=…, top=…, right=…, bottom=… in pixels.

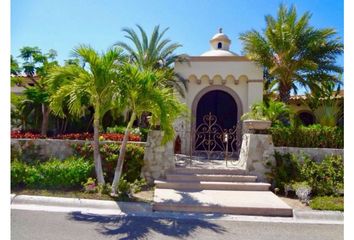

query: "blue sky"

left=11, top=0, right=343, bottom=66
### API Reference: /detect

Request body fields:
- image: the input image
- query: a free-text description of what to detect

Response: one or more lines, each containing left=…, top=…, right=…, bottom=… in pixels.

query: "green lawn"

left=310, top=196, right=344, bottom=211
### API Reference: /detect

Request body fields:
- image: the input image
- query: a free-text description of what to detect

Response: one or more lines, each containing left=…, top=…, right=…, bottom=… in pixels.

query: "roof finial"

left=218, top=27, right=223, bottom=33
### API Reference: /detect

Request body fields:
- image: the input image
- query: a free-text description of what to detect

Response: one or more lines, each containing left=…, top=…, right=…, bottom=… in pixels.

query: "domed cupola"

left=201, top=28, right=238, bottom=56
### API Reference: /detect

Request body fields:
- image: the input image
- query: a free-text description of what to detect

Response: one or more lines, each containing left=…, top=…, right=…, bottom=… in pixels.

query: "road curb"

left=11, top=194, right=152, bottom=213
left=293, top=209, right=344, bottom=221
left=11, top=194, right=343, bottom=224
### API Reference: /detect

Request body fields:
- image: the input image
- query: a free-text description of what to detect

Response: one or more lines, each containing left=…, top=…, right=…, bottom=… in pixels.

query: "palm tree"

left=114, top=25, right=187, bottom=129
left=110, top=63, right=187, bottom=195
left=48, top=45, right=125, bottom=184
left=113, top=24, right=187, bottom=96
left=239, top=4, right=343, bottom=103
left=114, top=24, right=181, bottom=69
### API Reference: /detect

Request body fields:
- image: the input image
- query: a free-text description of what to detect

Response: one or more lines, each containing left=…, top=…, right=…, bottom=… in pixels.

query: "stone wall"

left=238, top=134, right=275, bottom=182
left=273, top=147, right=343, bottom=163
left=142, top=130, right=175, bottom=184
left=238, top=134, right=344, bottom=182
left=11, top=139, right=146, bottom=161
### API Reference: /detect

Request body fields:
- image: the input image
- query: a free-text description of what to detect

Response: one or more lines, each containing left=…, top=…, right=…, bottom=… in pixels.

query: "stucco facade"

left=174, top=29, right=263, bottom=154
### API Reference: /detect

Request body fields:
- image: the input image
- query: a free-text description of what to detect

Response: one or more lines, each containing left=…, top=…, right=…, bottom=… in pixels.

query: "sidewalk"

left=11, top=194, right=344, bottom=224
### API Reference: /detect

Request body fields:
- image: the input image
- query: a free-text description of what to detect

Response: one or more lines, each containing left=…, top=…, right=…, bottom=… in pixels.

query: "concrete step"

left=172, top=167, right=246, bottom=175
left=166, top=173, right=257, bottom=182
left=155, top=180, right=270, bottom=191
left=153, top=189, right=293, bottom=217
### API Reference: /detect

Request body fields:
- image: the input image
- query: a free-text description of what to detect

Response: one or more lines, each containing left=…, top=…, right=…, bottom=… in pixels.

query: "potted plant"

left=241, top=109, right=271, bottom=131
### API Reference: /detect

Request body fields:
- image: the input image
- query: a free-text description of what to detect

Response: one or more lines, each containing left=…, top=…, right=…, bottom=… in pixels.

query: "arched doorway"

left=192, top=88, right=242, bottom=158
left=196, top=90, right=238, bottom=130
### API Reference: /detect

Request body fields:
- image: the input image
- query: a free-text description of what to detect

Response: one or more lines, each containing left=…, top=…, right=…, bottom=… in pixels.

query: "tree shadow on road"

left=68, top=211, right=226, bottom=240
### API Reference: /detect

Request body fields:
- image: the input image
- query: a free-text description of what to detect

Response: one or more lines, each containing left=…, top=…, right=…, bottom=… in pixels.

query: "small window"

left=217, top=42, right=222, bottom=49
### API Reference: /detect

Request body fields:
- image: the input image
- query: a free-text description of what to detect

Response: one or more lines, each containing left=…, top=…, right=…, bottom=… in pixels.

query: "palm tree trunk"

left=93, top=112, right=105, bottom=184
left=111, top=112, right=136, bottom=195
left=279, top=83, right=292, bottom=104
left=41, top=104, right=50, bottom=136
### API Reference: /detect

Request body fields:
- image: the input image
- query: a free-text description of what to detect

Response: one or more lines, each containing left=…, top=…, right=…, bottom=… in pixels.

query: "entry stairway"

left=153, top=167, right=293, bottom=217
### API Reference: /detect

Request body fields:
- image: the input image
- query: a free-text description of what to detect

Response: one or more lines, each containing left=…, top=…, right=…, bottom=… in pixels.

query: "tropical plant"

left=113, top=24, right=187, bottom=97
left=12, top=47, right=59, bottom=135
left=313, top=100, right=342, bottom=127
left=110, top=63, right=187, bottom=195
left=240, top=4, right=343, bottom=103
left=241, top=101, right=291, bottom=125
left=47, top=45, right=126, bottom=184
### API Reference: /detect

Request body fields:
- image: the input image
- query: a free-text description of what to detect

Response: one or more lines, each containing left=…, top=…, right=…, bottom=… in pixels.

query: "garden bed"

left=11, top=130, right=142, bottom=141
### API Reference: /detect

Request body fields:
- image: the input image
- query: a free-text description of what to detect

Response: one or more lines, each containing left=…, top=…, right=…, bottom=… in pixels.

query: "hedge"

left=11, top=157, right=93, bottom=189
left=270, top=125, right=343, bottom=148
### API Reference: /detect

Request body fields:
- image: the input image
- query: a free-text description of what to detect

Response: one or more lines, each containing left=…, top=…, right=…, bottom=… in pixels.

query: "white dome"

left=210, top=32, right=231, bottom=43
left=201, top=49, right=238, bottom=56
left=200, top=28, right=237, bottom=56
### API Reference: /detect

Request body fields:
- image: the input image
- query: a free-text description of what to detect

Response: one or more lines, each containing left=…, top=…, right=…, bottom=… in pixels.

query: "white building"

left=174, top=29, right=263, bottom=156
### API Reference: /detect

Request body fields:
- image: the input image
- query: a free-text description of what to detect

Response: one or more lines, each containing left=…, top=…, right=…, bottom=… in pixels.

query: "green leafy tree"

left=110, top=63, right=187, bottom=195
left=240, top=4, right=343, bottom=103
left=13, top=47, right=59, bottom=135
left=48, top=45, right=126, bottom=184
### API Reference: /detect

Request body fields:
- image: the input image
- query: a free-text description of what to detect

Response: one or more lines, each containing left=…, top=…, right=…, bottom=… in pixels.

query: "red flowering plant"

left=11, top=131, right=141, bottom=142
left=11, top=130, right=45, bottom=139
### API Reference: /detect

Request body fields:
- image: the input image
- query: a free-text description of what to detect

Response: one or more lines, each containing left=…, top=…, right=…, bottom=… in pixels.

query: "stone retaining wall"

left=11, top=139, right=146, bottom=161
left=239, top=134, right=344, bottom=182
left=141, top=130, right=175, bottom=184
left=273, top=146, right=343, bottom=163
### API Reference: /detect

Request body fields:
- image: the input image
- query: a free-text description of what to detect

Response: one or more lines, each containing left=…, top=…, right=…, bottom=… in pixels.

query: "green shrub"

left=11, top=160, right=27, bottom=187
left=73, top=143, right=144, bottom=183
left=269, top=152, right=344, bottom=197
left=270, top=124, right=343, bottom=148
left=11, top=157, right=93, bottom=190
left=267, top=152, right=302, bottom=193
left=310, top=196, right=344, bottom=211
left=301, top=155, right=344, bottom=196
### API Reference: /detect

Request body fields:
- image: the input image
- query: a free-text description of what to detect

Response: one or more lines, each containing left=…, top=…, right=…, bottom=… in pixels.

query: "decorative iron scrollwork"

left=192, top=112, right=242, bottom=161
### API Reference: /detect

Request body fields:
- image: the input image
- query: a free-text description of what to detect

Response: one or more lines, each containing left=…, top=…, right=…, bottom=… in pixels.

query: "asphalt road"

left=12, top=209, right=343, bottom=240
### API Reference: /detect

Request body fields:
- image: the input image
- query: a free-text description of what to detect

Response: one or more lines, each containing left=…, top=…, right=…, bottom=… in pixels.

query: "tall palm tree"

left=240, top=4, right=343, bottom=103
left=110, top=63, right=187, bottom=195
left=114, top=24, right=181, bottom=69
left=48, top=45, right=125, bottom=184
left=113, top=24, right=187, bottom=97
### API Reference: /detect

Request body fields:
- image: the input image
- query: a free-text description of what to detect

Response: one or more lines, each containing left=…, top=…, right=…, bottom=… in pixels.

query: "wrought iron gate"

left=191, top=112, right=242, bottom=161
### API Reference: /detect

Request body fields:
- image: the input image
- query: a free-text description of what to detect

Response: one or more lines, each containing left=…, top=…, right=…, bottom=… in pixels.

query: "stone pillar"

left=142, top=130, right=175, bottom=184
left=238, top=133, right=275, bottom=182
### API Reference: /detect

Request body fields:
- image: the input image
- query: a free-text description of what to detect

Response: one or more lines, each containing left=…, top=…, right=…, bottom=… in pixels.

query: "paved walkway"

left=175, top=154, right=243, bottom=169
